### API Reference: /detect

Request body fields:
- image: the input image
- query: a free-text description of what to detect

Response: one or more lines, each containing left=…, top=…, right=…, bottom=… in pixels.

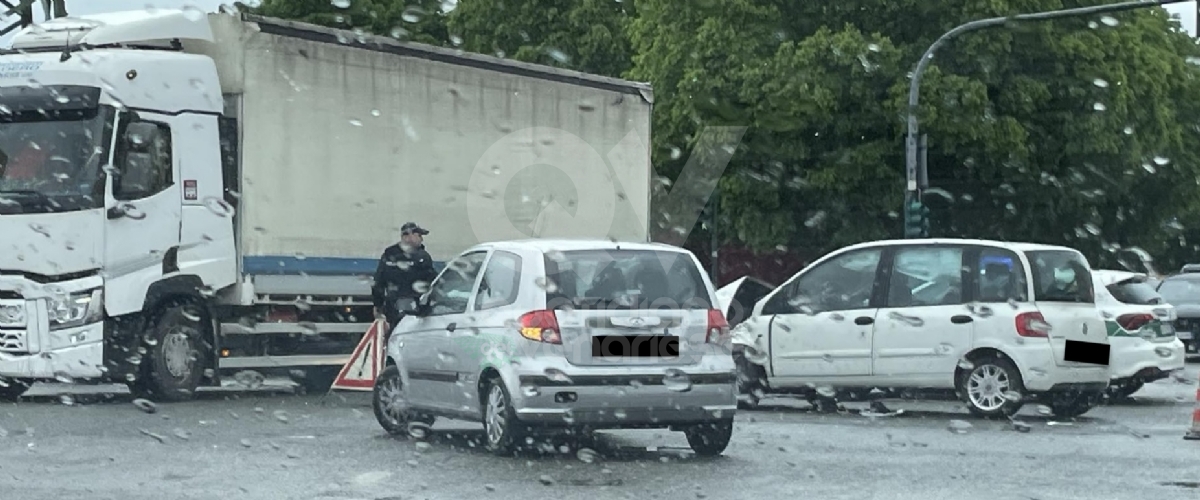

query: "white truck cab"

left=0, top=11, right=235, bottom=400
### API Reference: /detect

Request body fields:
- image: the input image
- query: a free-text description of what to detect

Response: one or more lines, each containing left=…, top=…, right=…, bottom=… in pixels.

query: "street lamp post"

left=903, top=0, right=1192, bottom=238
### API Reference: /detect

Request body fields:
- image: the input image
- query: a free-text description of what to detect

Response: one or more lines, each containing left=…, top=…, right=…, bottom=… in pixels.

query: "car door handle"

left=854, top=316, right=874, bottom=326
left=951, top=315, right=973, bottom=324
left=446, top=322, right=457, bottom=332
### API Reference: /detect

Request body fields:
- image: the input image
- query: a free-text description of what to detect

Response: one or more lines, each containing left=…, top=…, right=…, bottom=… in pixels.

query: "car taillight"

left=1116, top=313, right=1154, bottom=332
left=518, top=310, right=562, bottom=344
left=1015, top=311, right=1050, bottom=338
left=706, top=309, right=730, bottom=344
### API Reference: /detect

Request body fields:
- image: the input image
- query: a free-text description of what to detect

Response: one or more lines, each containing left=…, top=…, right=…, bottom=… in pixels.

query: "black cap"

left=401, top=222, right=429, bottom=235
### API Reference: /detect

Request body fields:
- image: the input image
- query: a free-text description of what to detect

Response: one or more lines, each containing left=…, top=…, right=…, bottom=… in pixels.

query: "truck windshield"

left=0, top=85, right=111, bottom=213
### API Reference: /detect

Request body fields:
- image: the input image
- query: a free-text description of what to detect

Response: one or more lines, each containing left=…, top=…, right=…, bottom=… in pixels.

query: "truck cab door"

left=104, top=116, right=182, bottom=314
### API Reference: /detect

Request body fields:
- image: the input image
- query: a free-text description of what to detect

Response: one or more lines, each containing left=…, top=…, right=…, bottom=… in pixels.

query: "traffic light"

left=903, top=197, right=930, bottom=238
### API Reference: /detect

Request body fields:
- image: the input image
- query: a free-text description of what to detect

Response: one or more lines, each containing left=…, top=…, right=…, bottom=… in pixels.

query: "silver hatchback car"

left=372, top=239, right=738, bottom=456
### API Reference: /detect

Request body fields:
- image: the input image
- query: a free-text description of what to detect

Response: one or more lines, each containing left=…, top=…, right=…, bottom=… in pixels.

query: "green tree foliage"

left=250, top=0, right=1200, bottom=271
left=446, top=0, right=634, bottom=77
left=249, top=0, right=451, bottom=46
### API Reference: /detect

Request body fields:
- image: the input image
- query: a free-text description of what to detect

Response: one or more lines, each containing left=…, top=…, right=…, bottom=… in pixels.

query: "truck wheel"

left=0, top=377, right=32, bottom=401
left=957, top=353, right=1025, bottom=418
left=130, top=305, right=206, bottom=402
left=685, top=419, right=734, bottom=457
left=295, top=366, right=340, bottom=395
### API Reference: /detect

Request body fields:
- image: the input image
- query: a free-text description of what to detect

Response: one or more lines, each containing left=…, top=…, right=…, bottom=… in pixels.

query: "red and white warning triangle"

left=330, top=319, right=386, bottom=392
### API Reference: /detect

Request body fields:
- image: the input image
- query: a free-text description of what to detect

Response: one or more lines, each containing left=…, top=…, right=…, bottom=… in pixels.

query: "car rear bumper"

left=1109, top=338, right=1186, bottom=380
left=1008, top=343, right=1110, bottom=392
left=509, top=371, right=738, bottom=428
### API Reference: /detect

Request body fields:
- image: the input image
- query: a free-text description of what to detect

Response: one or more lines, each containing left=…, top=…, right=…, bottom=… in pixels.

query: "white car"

left=1092, top=270, right=1186, bottom=398
left=721, top=238, right=1112, bottom=419
left=373, top=239, right=738, bottom=456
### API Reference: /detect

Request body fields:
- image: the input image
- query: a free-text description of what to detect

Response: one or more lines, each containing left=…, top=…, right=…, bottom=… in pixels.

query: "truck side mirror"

left=113, top=122, right=166, bottom=200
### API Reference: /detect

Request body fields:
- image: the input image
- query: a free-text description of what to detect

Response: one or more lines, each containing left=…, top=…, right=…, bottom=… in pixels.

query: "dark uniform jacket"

left=371, top=243, right=438, bottom=325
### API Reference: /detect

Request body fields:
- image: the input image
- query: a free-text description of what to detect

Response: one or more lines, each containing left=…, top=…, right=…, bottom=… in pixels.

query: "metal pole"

left=709, top=197, right=719, bottom=284
left=905, top=0, right=1190, bottom=201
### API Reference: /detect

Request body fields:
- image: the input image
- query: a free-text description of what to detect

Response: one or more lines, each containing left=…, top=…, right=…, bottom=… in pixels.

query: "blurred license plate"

left=1161, top=323, right=1174, bottom=334
left=1177, top=331, right=1193, bottom=340
left=591, top=335, right=679, bottom=357
left=1064, top=339, right=1110, bottom=366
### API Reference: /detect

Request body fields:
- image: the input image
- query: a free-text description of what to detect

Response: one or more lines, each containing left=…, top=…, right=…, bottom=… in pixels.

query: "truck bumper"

left=0, top=321, right=105, bottom=380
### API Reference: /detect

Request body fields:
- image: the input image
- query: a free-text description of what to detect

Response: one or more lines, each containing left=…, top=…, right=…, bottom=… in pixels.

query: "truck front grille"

left=0, top=330, right=27, bottom=353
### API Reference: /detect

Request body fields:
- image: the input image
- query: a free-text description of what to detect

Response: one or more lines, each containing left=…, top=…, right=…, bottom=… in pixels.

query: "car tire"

left=0, top=377, right=32, bottom=401
left=1043, top=391, right=1101, bottom=419
left=373, top=364, right=429, bottom=436
left=957, top=354, right=1025, bottom=418
left=685, top=419, right=734, bottom=457
left=130, top=305, right=206, bottom=403
left=482, top=377, right=526, bottom=456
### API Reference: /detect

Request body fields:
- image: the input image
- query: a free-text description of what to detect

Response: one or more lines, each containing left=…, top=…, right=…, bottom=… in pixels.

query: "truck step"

left=219, top=354, right=351, bottom=369
left=221, top=322, right=371, bottom=335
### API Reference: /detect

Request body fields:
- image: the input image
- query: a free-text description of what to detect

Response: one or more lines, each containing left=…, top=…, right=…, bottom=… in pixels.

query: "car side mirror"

left=395, top=297, right=422, bottom=316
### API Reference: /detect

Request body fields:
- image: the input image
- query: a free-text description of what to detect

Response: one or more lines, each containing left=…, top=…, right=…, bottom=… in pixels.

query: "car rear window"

left=1106, top=280, right=1163, bottom=305
left=1025, top=249, right=1095, bottom=303
left=1157, top=278, right=1200, bottom=305
left=542, top=249, right=712, bottom=310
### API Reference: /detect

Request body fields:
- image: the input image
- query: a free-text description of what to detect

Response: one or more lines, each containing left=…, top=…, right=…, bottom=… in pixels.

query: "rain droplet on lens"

left=1092, top=78, right=1108, bottom=88
left=58, top=394, right=75, bottom=406
left=331, top=0, right=351, bottom=8
left=1100, top=15, right=1119, bottom=27
left=1093, top=102, right=1107, bottom=111
left=576, top=447, right=600, bottom=463
left=663, top=369, right=693, bottom=392
left=349, top=119, right=363, bottom=127
left=957, top=357, right=975, bottom=370
left=1153, top=156, right=1170, bottom=166
left=521, top=383, right=539, bottom=397
left=132, top=398, right=158, bottom=413
left=401, top=5, right=425, bottom=22
left=544, top=368, right=572, bottom=383
left=1123, top=126, right=1134, bottom=135
left=948, top=419, right=972, bottom=434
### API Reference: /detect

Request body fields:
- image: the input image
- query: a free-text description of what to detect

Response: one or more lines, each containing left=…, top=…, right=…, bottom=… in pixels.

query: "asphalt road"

left=1, top=366, right=1198, bottom=500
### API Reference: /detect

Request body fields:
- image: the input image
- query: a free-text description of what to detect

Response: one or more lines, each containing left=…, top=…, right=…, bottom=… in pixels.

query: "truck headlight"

left=47, top=288, right=103, bottom=330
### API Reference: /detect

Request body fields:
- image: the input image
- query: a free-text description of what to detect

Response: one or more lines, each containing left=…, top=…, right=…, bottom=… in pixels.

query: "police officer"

left=372, top=222, right=437, bottom=335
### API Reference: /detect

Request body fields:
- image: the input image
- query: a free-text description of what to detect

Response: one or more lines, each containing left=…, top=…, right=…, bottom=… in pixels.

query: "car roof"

left=1091, top=269, right=1147, bottom=286
left=465, top=238, right=688, bottom=255
left=837, top=238, right=1079, bottom=254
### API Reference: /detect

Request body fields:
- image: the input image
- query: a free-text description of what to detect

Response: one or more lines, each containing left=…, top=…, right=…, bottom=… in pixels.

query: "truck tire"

left=295, top=366, right=340, bottom=395
left=130, top=305, right=206, bottom=402
left=0, top=377, right=32, bottom=401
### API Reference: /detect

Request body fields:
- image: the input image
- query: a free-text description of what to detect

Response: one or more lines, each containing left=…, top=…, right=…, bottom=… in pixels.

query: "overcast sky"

left=0, top=0, right=1196, bottom=43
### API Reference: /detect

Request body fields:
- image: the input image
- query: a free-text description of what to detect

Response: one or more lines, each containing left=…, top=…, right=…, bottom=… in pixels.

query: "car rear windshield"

left=542, top=249, right=712, bottom=310
left=1106, top=280, right=1163, bottom=305
left=1025, top=250, right=1094, bottom=303
left=1157, top=278, right=1200, bottom=305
